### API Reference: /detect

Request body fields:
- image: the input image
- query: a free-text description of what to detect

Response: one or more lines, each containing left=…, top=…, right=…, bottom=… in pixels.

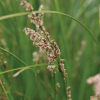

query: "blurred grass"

left=0, top=0, right=99, bottom=100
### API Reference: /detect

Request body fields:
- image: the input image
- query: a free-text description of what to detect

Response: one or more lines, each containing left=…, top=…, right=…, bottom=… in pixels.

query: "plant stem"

left=0, top=11, right=99, bottom=50
left=0, top=64, right=49, bottom=75
left=54, top=72, right=56, bottom=100
left=0, top=47, right=27, bottom=66
left=0, top=80, right=9, bottom=100
left=64, top=80, right=67, bottom=100
left=61, top=72, right=67, bottom=100
left=41, top=23, right=67, bottom=99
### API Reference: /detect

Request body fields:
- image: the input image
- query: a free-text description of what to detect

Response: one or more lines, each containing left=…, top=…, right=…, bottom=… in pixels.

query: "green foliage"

left=0, top=0, right=99, bottom=100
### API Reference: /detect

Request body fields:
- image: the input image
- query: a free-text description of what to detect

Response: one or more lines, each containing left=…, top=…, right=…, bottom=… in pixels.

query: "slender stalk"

left=40, top=19, right=67, bottom=99
left=54, top=72, right=56, bottom=100
left=61, top=72, right=67, bottom=100
left=0, top=11, right=99, bottom=49
left=37, top=75, right=54, bottom=99
left=64, top=80, right=68, bottom=100
left=0, top=52, right=54, bottom=99
left=54, top=1, right=68, bottom=99
left=0, top=47, right=27, bottom=66
left=30, top=68, right=54, bottom=99
left=0, top=47, right=48, bottom=77
left=0, top=80, right=9, bottom=100
left=0, top=64, right=50, bottom=75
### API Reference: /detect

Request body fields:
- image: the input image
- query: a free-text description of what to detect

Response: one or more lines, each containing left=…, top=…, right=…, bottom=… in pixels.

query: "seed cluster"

left=20, top=0, right=33, bottom=11
left=47, top=65, right=55, bottom=72
left=90, top=95, right=99, bottom=100
left=24, top=27, right=60, bottom=66
left=67, top=86, right=72, bottom=100
left=87, top=74, right=100, bottom=96
left=0, top=39, right=8, bottom=67
left=0, top=52, right=8, bottom=74
left=24, top=4, right=61, bottom=71
left=0, top=53, right=3, bottom=66
left=56, top=83, right=60, bottom=94
left=56, top=83, right=60, bottom=88
left=19, top=0, right=67, bottom=77
left=33, top=48, right=46, bottom=62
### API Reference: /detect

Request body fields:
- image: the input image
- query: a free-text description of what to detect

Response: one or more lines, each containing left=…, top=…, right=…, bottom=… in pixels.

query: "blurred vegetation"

left=0, top=0, right=99, bottom=100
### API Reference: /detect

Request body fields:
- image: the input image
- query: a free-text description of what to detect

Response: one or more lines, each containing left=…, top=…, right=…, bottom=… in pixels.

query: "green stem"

left=41, top=22, right=67, bottom=99
left=0, top=47, right=27, bottom=66
left=0, top=46, right=36, bottom=77
left=0, top=64, right=49, bottom=75
left=61, top=72, right=67, bottom=100
left=54, top=72, right=56, bottom=100
left=37, top=76, right=54, bottom=99
left=64, top=81, right=67, bottom=100
left=29, top=68, right=54, bottom=99
left=0, top=11, right=99, bottom=49
left=0, top=53, right=54, bottom=99
left=0, top=82, right=9, bottom=100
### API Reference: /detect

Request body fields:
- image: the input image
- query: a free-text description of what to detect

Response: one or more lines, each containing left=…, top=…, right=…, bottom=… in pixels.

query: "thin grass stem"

left=54, top=72, right=56, bottom=100
left=0, top=11, right=99, bottom=49
left=0, top=64, right=49, bottom=75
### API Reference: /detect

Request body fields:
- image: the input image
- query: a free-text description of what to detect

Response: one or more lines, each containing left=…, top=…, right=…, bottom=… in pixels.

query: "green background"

left=0, top=0, right=99, bottom=100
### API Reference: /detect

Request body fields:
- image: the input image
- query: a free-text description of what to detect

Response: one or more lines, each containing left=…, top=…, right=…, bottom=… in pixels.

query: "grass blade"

left=0, top=64, right=49, bottom=75
left=0, top=11, right=99, bottom=49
